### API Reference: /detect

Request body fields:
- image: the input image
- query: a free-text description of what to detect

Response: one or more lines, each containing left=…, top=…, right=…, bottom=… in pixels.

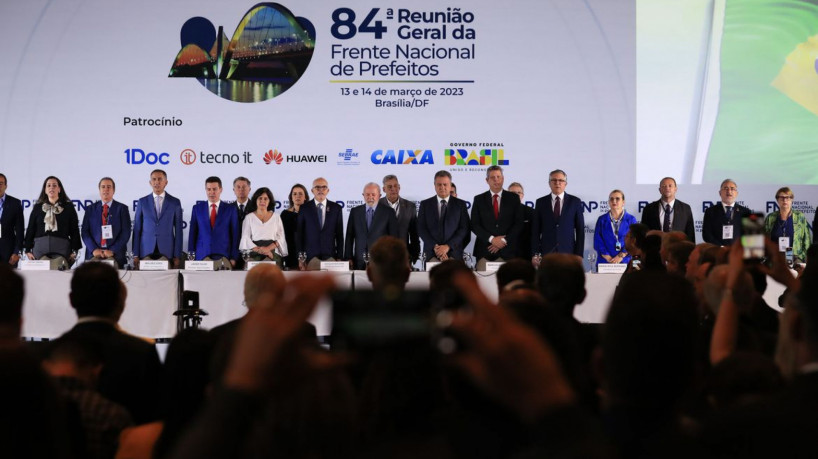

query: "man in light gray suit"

left=380, top=175, right=420, bottom=264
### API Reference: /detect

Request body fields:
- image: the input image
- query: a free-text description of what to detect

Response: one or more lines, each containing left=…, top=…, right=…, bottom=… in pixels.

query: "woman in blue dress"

left=594, top=189, right=637, bottom=267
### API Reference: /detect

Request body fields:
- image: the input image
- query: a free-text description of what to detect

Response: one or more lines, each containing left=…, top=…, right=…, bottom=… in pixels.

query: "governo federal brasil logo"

left=169, top=3, right=316, bottom=103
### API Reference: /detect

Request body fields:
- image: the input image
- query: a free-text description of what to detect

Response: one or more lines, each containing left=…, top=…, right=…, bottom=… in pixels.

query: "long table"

left=20, top=270, right=179, bottom=339
left=20, top=269, right=788, bottom=340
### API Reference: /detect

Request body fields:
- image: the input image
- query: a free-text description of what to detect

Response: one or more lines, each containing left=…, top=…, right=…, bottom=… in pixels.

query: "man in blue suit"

left=0, top=173, right=25, bottom=266
left=188, top=176, right=240, bottom=267
left=345, top=182, right=398, bottom=270
left=417, top=170, right=470, bottom=261
left=81, top=177, right=132, bottom=267
left=132, top=169, right=184, bottom=268
left=531, top=169, right=585, bottom=259
left=296, top=177, right=344, bottom=268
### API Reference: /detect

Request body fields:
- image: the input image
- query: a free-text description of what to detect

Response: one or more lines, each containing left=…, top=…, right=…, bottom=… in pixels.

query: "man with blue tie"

left=296, top=177, right=344, bottom=268
left=81, top=177, right=132, bottom=267
left=188, top=176, right=240, bottom=267
left=132, top=169, right=184, bottom=268
left=0, top=173, right=25, bottom=266
left=345, top=182, right=398, bottom=270
left=417, top=170, right=470, bottom=261
left=531, top=169, right=585, bottom=259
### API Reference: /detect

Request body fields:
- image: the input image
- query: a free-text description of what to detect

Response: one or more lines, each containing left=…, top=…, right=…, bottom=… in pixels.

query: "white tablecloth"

left=21, top=268, right=788, bottom=339
left=21, top=270, right=179, bottom=339
left=180, top=270, right=354, bottom=336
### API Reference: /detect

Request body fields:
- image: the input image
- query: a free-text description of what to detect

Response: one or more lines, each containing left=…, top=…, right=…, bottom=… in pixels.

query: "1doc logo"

left=124, top=148, right=170, bottom=165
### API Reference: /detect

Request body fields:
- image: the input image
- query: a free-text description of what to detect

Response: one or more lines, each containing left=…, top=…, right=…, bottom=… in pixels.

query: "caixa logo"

left=124, top=148, right=170, bottom=165
left=371, top=149, right=434, bottom=165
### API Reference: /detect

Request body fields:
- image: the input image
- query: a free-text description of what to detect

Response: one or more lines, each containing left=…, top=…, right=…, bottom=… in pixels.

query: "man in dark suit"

left=417, top=170, right=470, bottom=261
left=231, top=176, right=251, bottom=225
left=132, top=169, right=184, bottom=268
left=531, top=169, right=585, bottom=258
left=640, top=177, right=696, bottom=243
left=470, top=166, right=523, bottom=262
left=57, top=262, right=163, bottom=424
left=701, top=179, right=751, bottom=246
left=509, top=181, right=533, bottom=260
left=81, top=177, right=132, bottom=267
left=0, top=173, right=25, bottom=266
left=345, top=182, right=398, bottom=270
left=296, top=177, right=344, bottom=267
left=188, top=176, right=240, bottom=267
left=380, top=174, right=420, bottom=264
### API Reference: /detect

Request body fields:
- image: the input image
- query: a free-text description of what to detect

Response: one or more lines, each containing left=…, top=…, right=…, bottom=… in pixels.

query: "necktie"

left=101, top=203, right=109, bottom=246
left=439, top=200, right=448, bottom=240
left=210, top=204, right=216, bottom=228
left=366, top=207, right=374, bottom=230
left=239, top=204, right=245, bottom=214
left=725, top=206, right=733, bottom=221
left=554, top=196, right=561, bottom=219
left=493, top=194, right=499, bottom=219
left=318, top=203, right=324, bottom=229
left=663, top=204, right=671, bottom=232
left=154, top=195, right=162, bottom=217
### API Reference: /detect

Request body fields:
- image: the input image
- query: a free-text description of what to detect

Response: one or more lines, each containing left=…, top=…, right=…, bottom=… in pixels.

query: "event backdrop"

left=0, top=0, right=815, bottom=268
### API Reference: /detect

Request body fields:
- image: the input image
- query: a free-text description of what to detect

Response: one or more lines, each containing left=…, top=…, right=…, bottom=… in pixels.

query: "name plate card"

left=597, top=264, right=627, bottom=274
left=140, top=260, right=169, bottom=271
left=484, top=262, right=505, bottom=273
left=19, top=260, right=50, bottom=271
left=246, top=261, right=277, bottom=270
left=425, top=261, right=442, bottom=271
left=185, top=261, right=214, bottom=271
left=320, top=261, right=349, bottom=272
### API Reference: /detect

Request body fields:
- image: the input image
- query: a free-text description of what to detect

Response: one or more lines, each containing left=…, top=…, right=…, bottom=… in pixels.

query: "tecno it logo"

left=124, top=148, right=170, bottom=165
left=263, top=149, right=284, bottom=165
left=180, top=149, right=197, bottom=165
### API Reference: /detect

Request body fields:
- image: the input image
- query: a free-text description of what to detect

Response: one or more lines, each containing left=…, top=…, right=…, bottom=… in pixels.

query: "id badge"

left=722, top=225, right=733, bottom=240
left=101, top=225, right=113, bottom=239
left=779, top=237, right=789, bottom=252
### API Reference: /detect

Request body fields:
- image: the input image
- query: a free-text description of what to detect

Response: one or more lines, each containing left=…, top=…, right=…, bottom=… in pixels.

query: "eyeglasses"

left=721, top=187, right=737, bottom=192
left=776, top=195, right=793, bottom=201
left=549, top=179, right=566, bottom=184
left=313, top=185, right=328, bottom=190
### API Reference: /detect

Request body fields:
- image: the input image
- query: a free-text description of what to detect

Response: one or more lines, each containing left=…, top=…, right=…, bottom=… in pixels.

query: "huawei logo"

left=263, top=149, right=283, bottom=165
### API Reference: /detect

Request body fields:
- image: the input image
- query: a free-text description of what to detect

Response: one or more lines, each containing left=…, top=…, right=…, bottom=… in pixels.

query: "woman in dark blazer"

left=279, top=183, right=309, bottom=270
left=24, top=176, right=81, bottom=262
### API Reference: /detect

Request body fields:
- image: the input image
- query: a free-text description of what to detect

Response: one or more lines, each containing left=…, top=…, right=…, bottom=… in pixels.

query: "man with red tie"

left=81, top=177, right=132, bottom=267
left=188, top=176, right=240, bottom=267
left=469, top=166, right=524, bottom=263
left=531, top=169, right=585, bottom=259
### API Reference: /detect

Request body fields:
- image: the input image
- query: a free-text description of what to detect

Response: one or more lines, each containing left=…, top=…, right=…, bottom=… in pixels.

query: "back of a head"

left=628, top=223, right=649, bottom=252
left=496, top=259, right=536, bottom=291
left=367, top=236, right=411, bottom=291
left=428, top=259, right=473, bottom=293
left=536, top=253, right=585, bottom=317
left=243, top=263, right=286, bottom=308
left=642, top=234, right=665, bottom=271
left=0, top=264, right=24, bottom=338
left=604, top=271, right=698, bottom=409
left=702, top=265, right=753, bottom=315
left=665, top=241, right=695, bottom=276
left=70, top=262, right=123, bottom=318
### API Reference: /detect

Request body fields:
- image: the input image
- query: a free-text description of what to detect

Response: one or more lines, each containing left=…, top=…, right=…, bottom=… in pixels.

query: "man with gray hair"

left=531, top=169, right=585, bottom=257
left=702, top=178, right=751, bottom=246
left=380, top=174, right=420, bottom=263
left=345, top=182, right=398, bottom=270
